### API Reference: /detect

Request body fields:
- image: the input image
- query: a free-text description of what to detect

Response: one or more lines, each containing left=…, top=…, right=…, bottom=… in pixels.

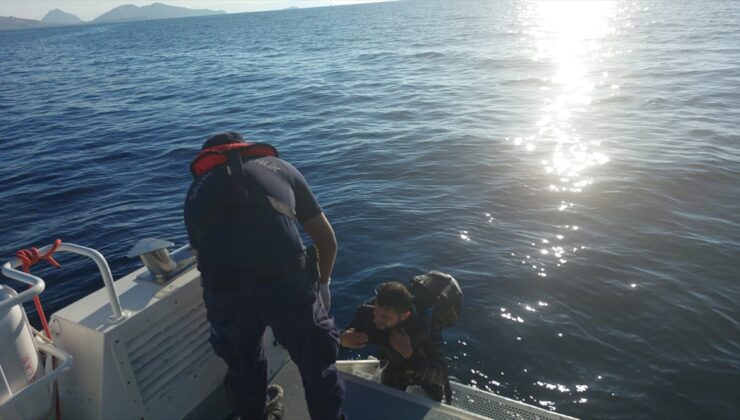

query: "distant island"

left=93, top=3, right=225, bottom=23
left=0, top=2, right=225, bottom=31
left=42, top=9, right=84, bottom=25
left=0, top=16, right=46, bottom=31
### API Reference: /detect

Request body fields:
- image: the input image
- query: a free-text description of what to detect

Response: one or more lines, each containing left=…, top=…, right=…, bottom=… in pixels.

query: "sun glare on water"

left=511, top=2, right=618, bottom=279
left=520, top=1, right=617, bottom=193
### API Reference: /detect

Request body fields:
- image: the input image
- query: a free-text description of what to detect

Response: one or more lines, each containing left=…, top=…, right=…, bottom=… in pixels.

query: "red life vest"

left=190, top=142, right=279, bottom=178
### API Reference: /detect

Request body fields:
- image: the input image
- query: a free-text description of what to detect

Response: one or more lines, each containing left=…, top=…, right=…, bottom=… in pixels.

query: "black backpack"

left=408, top=271, right=463, bottom=329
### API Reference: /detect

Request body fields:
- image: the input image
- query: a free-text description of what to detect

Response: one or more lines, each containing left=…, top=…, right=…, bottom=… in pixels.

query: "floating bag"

left=409, top=271, right=462, bottom=328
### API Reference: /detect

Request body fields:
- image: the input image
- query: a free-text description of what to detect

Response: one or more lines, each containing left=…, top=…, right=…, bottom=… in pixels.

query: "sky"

left=0, top=0, right=392, bottom=21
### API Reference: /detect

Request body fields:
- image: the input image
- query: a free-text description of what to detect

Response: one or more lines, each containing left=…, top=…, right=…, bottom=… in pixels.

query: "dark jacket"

left=346, top=298, right=449, bottom=400
left=184, top=155, right=321, bottom=270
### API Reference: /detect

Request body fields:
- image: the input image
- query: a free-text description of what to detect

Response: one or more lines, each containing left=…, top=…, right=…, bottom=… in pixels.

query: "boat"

left=1, top=238, right=579, bottom=419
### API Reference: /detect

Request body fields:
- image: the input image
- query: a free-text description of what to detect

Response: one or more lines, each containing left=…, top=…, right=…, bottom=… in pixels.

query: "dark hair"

left=202, top=131, right=245, bottom=150
left=376, top=282, right=412, bottom=314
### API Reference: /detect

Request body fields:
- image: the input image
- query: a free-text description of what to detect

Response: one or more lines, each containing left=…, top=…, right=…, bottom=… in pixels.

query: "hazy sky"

left=0, top=0, right=392, bottom=21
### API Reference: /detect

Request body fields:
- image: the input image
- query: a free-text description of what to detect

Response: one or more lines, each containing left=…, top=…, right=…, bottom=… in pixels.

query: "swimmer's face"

left=373, top=304, right=410, bottom=330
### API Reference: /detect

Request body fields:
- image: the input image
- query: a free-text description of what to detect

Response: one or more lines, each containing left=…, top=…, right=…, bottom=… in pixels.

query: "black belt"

left=202, top=254, right=307, bottom=293
left=253, top=255, right=307, bottom=278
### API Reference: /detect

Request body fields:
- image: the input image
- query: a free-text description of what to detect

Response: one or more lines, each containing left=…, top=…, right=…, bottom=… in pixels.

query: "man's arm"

left=302, top=212, right=337, bottom=284
left=340, top=304, right=376, bottom=349
left=183, top=184, right=200, bottom=256
left=287, top=159, right=336, bottom=284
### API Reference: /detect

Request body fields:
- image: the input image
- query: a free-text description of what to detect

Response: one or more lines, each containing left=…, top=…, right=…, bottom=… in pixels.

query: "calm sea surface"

left=1, top=1, right=739, bottom=418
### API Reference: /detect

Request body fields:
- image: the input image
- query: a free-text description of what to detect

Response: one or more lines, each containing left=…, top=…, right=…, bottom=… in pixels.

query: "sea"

left=1, top=1, right=739, bottom=418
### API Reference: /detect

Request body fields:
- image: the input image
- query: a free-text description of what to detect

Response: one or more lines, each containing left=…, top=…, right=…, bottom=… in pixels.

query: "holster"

left=306, top=245, right=321, bottom=284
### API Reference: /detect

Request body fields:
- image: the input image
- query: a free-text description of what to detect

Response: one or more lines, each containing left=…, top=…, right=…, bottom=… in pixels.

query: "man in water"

left=184, top=132, right=344, bottom=420
left=340, top=281, right=450, bottom=402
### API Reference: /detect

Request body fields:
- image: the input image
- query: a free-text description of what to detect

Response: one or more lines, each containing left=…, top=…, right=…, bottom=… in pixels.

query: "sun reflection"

left=459, top=230, right=471, bottom=241
left=494, top=7, right=620, bottom=405
left=512, top=2, right=616, bottom=281
left=525, top=1, right=616, bottom=193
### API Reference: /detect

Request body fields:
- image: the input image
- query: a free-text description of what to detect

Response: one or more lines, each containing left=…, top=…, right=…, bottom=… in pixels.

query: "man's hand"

left=390, top=329, right=413, bottom=359
left=303, top=213, right=337, bottom=284
left=340, top=328, right=368, bottom=349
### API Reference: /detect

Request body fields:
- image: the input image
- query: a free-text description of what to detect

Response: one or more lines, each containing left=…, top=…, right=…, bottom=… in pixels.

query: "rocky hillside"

left=93, top=2, right=225, bottom=23
left=0, top=16, right=46, bottom=30
left=41, top=9, right=84, bottom=25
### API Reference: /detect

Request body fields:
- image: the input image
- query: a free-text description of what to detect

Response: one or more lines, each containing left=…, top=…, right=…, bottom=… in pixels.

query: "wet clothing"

left=184, top=153, right=344, bottom=419
left=345, top=299, right=450, bottom=402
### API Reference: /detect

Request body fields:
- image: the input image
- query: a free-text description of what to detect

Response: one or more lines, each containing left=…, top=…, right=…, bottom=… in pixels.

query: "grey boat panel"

left=187, top=359, right=578, bottom=420
left=272, top=360, right=488, bottom=420
left=341, top=371, right=488, bottom=420
left=188, top=360, right=486, bottom=420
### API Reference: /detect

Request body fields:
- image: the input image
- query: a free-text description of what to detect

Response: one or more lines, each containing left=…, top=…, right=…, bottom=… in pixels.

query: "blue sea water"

left=1, top=1, right=739, bottom=418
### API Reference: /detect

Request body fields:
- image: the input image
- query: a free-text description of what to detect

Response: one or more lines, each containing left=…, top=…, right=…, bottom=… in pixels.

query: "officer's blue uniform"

left=185, top=153, right=344, bottom=419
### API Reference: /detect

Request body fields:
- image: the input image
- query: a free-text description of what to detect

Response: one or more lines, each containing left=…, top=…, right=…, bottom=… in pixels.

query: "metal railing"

left=1, top=242, right=126, bottom=323
left=1, top=342, right=75, bottom=403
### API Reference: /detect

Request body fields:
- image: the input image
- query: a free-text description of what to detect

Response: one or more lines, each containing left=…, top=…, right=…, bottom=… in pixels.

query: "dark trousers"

left=201, top=265, right=345, bottom=420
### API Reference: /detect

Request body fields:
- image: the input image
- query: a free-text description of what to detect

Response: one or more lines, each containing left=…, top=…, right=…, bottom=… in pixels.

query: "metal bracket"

left=127, top=239, right=197, bottom=285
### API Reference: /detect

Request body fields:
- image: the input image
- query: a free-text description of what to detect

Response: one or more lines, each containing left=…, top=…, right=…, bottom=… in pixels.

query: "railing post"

left=1, top=242, right=127, bottom=323
left=58, top=243, right=126, bottom=323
